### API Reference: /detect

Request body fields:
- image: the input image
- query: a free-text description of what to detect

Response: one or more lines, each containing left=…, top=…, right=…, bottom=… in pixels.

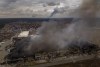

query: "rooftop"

left=18, top=31, right=29, bottom=37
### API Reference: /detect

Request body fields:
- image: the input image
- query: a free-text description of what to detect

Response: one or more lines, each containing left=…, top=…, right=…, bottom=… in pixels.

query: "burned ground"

left=5, top=38, right=100, bottom=62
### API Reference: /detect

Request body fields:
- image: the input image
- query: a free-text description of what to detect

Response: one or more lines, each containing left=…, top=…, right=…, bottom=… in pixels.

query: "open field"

left=50, top=58, right=100, bottom=67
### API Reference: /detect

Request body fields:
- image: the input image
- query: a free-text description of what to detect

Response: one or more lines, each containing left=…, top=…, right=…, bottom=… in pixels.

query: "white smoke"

left=6, top=0, right=100, bottom=59
left=28, top=20, right=89, bottom=50
left=29, top=0, right=99, bottom=49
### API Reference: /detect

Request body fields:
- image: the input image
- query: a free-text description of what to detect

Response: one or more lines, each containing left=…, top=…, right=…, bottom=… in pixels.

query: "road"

left=29, top=54, right=97, bottom=67
left=0, top=40, right=13, bottom=67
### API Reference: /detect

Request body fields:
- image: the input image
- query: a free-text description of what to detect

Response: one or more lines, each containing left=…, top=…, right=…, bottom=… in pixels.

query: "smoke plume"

left=7, top=0, right=100, bottom=59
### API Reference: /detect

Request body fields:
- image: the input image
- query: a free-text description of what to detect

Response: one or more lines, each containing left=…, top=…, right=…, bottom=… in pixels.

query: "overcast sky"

left=0, top=0, right=83, bottom=18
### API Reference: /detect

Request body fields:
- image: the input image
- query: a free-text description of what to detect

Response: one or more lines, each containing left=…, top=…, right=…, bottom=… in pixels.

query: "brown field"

left=50, top=58, right=100, bottom=67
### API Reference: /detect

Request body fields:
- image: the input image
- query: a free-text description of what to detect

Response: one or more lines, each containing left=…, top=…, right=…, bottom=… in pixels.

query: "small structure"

left=18, top=31, right=29, bottom=38
left=12, top=31, right=29, bottom=43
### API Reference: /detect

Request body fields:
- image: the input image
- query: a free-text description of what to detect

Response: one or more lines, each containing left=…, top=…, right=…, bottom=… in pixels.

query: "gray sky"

left=0, top=0, right=83, bottom=18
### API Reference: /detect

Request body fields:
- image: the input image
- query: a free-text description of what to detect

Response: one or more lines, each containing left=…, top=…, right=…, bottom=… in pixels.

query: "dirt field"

left=50, top=58, right=100, bottom=67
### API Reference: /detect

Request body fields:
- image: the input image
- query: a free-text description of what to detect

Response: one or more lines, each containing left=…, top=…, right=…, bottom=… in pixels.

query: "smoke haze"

left=6, top=0, right=100, bottom=59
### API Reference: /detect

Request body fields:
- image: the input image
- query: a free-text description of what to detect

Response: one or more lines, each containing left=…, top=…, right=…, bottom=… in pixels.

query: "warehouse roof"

left=18, top=31, right=29, bottom=37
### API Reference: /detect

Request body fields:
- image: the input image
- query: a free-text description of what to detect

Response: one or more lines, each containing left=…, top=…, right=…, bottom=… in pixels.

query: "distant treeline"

left=0, top=18, right=73, bottom=29
left=0, top=18, right=73, bottom=23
